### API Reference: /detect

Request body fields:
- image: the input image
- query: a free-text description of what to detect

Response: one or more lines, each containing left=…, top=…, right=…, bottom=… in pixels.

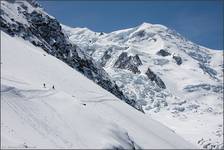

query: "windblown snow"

left=1, top=31, right=195, bottom=149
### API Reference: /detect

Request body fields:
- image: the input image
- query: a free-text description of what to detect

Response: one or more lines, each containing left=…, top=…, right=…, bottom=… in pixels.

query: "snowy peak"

left=137, top=22, right=168, bottom=31
left=138, top=22, right=153, bottom=28
left=108, top=22, right=168, bottom=39
left=62, top=16, right=223, bottom=149
left=1, top=31, right=195, bottom=149
left=1, top=1, right=197, bottom=149
left=1, top=1, right=223, bottom=149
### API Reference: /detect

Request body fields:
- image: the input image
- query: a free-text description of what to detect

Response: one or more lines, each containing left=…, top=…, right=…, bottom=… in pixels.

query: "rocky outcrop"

left=100, top=48, right=113, bottom=66
left=172, top=55, right=182, bottom=65
left=157, top=49, right=182, bottom=65
left=199, top=63, right=218, bottom=80
left=114, top=52, right=142, bottom=74
left=156, top=49, right=171, bottom=57
left=145, top=68, right=166, bottom=89
left=184, top=84, right=222, bottom=93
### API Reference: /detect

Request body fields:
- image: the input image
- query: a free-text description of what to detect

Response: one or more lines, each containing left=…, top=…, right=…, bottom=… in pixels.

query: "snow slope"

left=62, top=22, right=223, bottom=149
left=0, top=0, right=222, bottom=149
left=1, top=0, right=138, bottom=113
left=1, top=31, right=195, bottom=149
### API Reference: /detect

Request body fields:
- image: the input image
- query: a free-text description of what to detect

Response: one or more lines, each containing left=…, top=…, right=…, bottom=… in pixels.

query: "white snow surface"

left=1, top=31, right=195, bottom=149
left=62, top=22, right=223, bottom=149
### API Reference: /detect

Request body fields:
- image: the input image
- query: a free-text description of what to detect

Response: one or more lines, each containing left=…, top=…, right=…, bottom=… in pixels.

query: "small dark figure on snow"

left=52, top=85, right=55, bottom=90
left=43, top=83, right=46, bottom=88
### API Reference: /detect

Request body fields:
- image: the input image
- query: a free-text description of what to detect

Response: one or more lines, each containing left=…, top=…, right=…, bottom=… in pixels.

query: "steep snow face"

left=0, top=0, right=143, bottom=112
left=1, top=0, right=222, bottom=149
left=63, top=22, right=223, bottom=148
left=1, top=31, right=195, bottom=149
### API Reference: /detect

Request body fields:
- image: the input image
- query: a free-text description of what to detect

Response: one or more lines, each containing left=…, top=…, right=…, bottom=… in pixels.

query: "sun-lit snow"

left=1, top=31, right=196, bottom=149
left=63, top=21, right=223, bottom=149
left=1, top=0, right=223, bottom=149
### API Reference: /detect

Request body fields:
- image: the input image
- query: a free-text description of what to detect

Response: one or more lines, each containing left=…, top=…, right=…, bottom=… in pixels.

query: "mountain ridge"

left=1, top=0, right=223, bottom=149
left=62, top=16, right=223, bottom=149
left=0, top=0, right=144, bottom=112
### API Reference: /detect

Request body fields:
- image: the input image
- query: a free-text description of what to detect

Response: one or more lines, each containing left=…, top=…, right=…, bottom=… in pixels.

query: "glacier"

left=1, top=0, right=223, bottom=149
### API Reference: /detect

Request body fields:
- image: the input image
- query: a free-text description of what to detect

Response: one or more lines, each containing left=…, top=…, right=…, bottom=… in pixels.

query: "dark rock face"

left=100, top=48, right=113, bottom=66
left=114, top=52, right=142, bottom=74
left=114, top=52, right=130, bottom=68
left=133, top=55, right=143, bottom=66
left=156, top=49, right=171, bottom=57
left=188, top=48, right=211, bottom=64
left=135, top=30, right=145, bottom=37
left=0, top=0, right=144, bottom=113
left=199, top=63, right=218, bottom=80
left=145, top=68, right=166, bottom=89
left=157, top=49, right=182, bottom=65
left=172, top=55, right=182, bottom=65
left=184, top=84, right=223, bottom=93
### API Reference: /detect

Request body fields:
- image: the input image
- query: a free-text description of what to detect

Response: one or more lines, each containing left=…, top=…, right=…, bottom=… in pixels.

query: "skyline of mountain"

left=38, top=0, right=224, bottom=50
left=1, top=0, right=223, bottom=149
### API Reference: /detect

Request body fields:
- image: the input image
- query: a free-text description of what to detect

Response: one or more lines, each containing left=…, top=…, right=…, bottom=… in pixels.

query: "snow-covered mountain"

left=0, top=0, right=223, bottom=149
left=0, top=1, right=197, bottom=149
left=62, top=21, right=223, bottom=148
left=0, top=0, right=144, bottom=112
left=1, top=30, right=196, bottom=149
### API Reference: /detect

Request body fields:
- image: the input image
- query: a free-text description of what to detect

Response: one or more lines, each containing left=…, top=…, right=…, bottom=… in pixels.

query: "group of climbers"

left=43, top=83, right=55, bottom=90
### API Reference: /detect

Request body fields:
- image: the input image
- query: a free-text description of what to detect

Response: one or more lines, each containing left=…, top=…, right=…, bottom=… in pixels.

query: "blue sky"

left=38, top=0, right=223, bottom=50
